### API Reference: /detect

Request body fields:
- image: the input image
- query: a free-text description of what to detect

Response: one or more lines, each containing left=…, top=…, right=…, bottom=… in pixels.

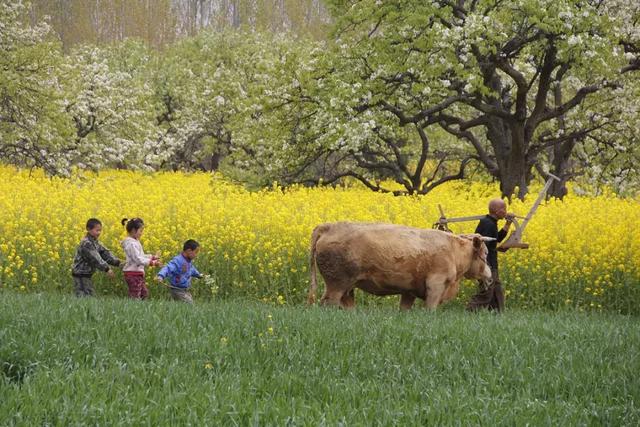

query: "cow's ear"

left=473, top=236, right=482, bottom=249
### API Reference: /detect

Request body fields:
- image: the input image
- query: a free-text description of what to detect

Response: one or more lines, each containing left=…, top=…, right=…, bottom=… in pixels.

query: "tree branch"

left=437, top=114, right=499, bottom=174
left=379, top=94, right=465, bottom=125
left=420, top=156, right=474, bottom=194
left=537, top=81, right=618, bottom=123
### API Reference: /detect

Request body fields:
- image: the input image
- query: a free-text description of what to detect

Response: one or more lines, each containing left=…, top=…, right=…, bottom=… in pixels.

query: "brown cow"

left=307, top=222, right=493, bottom=309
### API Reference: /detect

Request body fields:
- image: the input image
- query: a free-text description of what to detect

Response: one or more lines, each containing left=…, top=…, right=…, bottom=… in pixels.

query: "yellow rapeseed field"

left=0, top=166, right=638, bottom=313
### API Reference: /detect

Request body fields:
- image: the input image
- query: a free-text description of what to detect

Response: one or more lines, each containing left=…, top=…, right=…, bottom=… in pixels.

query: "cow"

left=307, top=222, right=493, bottom=310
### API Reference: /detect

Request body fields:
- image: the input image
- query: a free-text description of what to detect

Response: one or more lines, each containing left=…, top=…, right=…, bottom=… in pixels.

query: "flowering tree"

left=233, top=11, right=476, bottom=195
left=326, top=0, right=638, bottom=199
left=569, top=0, right=640, bottom=195
left=307, top=2, right=480, bottom=195
left=1, top=2, right=164, bottom=175
left=608, top=0, right=640, bottom=74
left=154, top=31, right=257, bottom=172
left=223, top=33, right=328, bottom=187
left=153, top=30, right=325, bottom=183
left=0, top=0, right=74, bottom=174
left=62, top=40, right=163, bottom=171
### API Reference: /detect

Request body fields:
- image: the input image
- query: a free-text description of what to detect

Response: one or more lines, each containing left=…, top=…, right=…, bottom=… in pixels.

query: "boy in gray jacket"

left=71, top=218, right=121, bottom=297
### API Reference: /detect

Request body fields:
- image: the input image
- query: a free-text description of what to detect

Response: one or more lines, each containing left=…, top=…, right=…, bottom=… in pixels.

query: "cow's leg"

left=320, top=282, right=354, bottom=309
left=399, top=293, right=416, bottom=310
left=319, top=288, right=342, bottom=307
left=440, top=280, right=461, bottom=304
left=316, top=249, right=358, bottom=309
left=424, top=280, right=447, bottom=310
left=340, top=288, right=356, bottom=309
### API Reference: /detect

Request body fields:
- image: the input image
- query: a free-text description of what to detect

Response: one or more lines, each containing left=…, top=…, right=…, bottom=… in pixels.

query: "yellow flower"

left=0, top=165, right=638, bottom=312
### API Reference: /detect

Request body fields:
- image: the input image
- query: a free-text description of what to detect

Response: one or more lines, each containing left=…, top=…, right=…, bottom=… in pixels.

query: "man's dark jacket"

left=475, top=215, right=507, bottom=269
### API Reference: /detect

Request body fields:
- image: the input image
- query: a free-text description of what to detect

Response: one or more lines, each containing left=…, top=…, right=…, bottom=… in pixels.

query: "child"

left=121, top=217, right=160, bottom=300
left=155, top=239, right=203, bottom=304
left=71, top=218, right=121, bottom=297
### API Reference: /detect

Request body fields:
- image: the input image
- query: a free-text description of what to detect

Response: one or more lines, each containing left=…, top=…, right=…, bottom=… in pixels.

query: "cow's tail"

left=307, top=224, right=328, bottom=305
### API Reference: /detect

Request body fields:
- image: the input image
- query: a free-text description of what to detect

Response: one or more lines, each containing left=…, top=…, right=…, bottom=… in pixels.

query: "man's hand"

left=106, top=268, right=115, bottom=278
left=501, top=213, right=515, bottom=233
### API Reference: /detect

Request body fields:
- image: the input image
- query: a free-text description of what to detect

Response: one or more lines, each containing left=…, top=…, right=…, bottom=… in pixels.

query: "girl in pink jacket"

left=120, top=218, right=160, bottom=299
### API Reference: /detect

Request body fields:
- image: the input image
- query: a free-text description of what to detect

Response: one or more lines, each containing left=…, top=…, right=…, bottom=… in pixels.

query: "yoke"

left=433, top=174, right=560, bottom=251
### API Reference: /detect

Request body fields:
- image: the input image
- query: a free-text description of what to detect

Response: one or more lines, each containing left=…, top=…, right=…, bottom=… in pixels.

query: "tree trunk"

left=485, top=116, right=532, bottom=200
left=547, top=80, right=574, bottom=200
left=547, top=138, right=576, bottom=199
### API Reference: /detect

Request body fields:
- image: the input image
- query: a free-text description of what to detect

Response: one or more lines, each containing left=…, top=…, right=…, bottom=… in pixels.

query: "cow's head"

left=464, top=235, right=493, bottom=281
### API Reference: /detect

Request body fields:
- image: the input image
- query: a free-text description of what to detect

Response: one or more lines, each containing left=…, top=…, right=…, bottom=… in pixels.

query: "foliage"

left=572, top=75, right=640, bottom=196
left=251, top=2, right=472, bottom=194
left=225, top=32, right=328, bottom=187
left=0, top=166, right=638, bottom=313
left=326, top=0, right=639, bottom=199
left=1, top=0, right=640, bottom=196
left=0, top=0, right=75, bottom=174
left=1, top=293, right=639, bottom=424
left=61, top=40, right=163, bottom=171
left=155, top=31, right=321, bottom=175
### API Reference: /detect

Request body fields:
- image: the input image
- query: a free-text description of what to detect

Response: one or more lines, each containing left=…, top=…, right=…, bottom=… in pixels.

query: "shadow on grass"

left=1, top=359, right=38, bottom=385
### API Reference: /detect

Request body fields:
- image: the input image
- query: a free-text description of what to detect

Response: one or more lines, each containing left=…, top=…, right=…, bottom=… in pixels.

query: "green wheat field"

left=1, top=292, right=638, bottom=425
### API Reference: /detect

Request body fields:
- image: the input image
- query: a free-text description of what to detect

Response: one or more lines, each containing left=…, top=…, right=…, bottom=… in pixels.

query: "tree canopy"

left=1, top=0, right=639, bottom=198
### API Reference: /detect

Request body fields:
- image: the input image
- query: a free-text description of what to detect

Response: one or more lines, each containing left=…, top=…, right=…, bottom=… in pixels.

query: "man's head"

left=182, top=239, right=200, bottom=260
left=488, top=199, right=507, bottom=219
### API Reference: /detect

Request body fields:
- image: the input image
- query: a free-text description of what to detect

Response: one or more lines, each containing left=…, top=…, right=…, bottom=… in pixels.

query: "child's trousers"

left=124, top=273, right=149, bottom=299
left=73, top=276, right=95, bottom=297
left=170, top=288, right=193, bottom=304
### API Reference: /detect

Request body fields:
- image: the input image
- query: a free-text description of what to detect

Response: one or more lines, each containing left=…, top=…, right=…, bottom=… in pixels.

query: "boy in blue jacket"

left=155, top=239, right=203, bottom=303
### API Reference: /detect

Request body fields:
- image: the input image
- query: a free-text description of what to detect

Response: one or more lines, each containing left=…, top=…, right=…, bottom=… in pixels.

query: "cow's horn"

left=480, top=237, right=497, bottom=242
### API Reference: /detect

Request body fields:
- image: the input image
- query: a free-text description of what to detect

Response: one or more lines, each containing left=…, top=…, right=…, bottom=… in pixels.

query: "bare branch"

left=538, top=81, right=619, bottom=123
left=420, top=156, right=474, bottom=194
left=379, top=94, right=465, bottom=125
left=413, top=125, right=431, bottom=185
left=467, top=96, right=514, bottom=120
left=372, top=130, right=412, bottom=178
left=437, top=114, right=499, bottom=174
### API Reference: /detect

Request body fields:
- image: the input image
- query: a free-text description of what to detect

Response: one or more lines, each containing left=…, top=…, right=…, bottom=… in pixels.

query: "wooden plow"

left=433, top=174, right=560, bottom=251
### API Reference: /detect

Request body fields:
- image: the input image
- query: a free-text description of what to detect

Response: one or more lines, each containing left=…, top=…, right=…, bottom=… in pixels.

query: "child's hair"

left=183, top=239, right=200, bottom=251
left=121, top=217, right=145, bottom=233
left=86, top=218, right=102, bottom=230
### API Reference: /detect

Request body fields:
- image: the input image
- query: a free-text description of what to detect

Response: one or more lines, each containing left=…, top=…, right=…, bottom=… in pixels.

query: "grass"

left=1, top=292, right=639, bottom=426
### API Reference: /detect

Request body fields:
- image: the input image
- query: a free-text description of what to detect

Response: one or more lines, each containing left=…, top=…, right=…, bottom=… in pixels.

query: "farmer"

left=466, top=199, right=514, bottom=312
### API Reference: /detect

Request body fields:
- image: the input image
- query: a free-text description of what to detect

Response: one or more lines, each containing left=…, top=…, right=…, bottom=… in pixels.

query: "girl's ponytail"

left=122, top=217, right=144, bottom=233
